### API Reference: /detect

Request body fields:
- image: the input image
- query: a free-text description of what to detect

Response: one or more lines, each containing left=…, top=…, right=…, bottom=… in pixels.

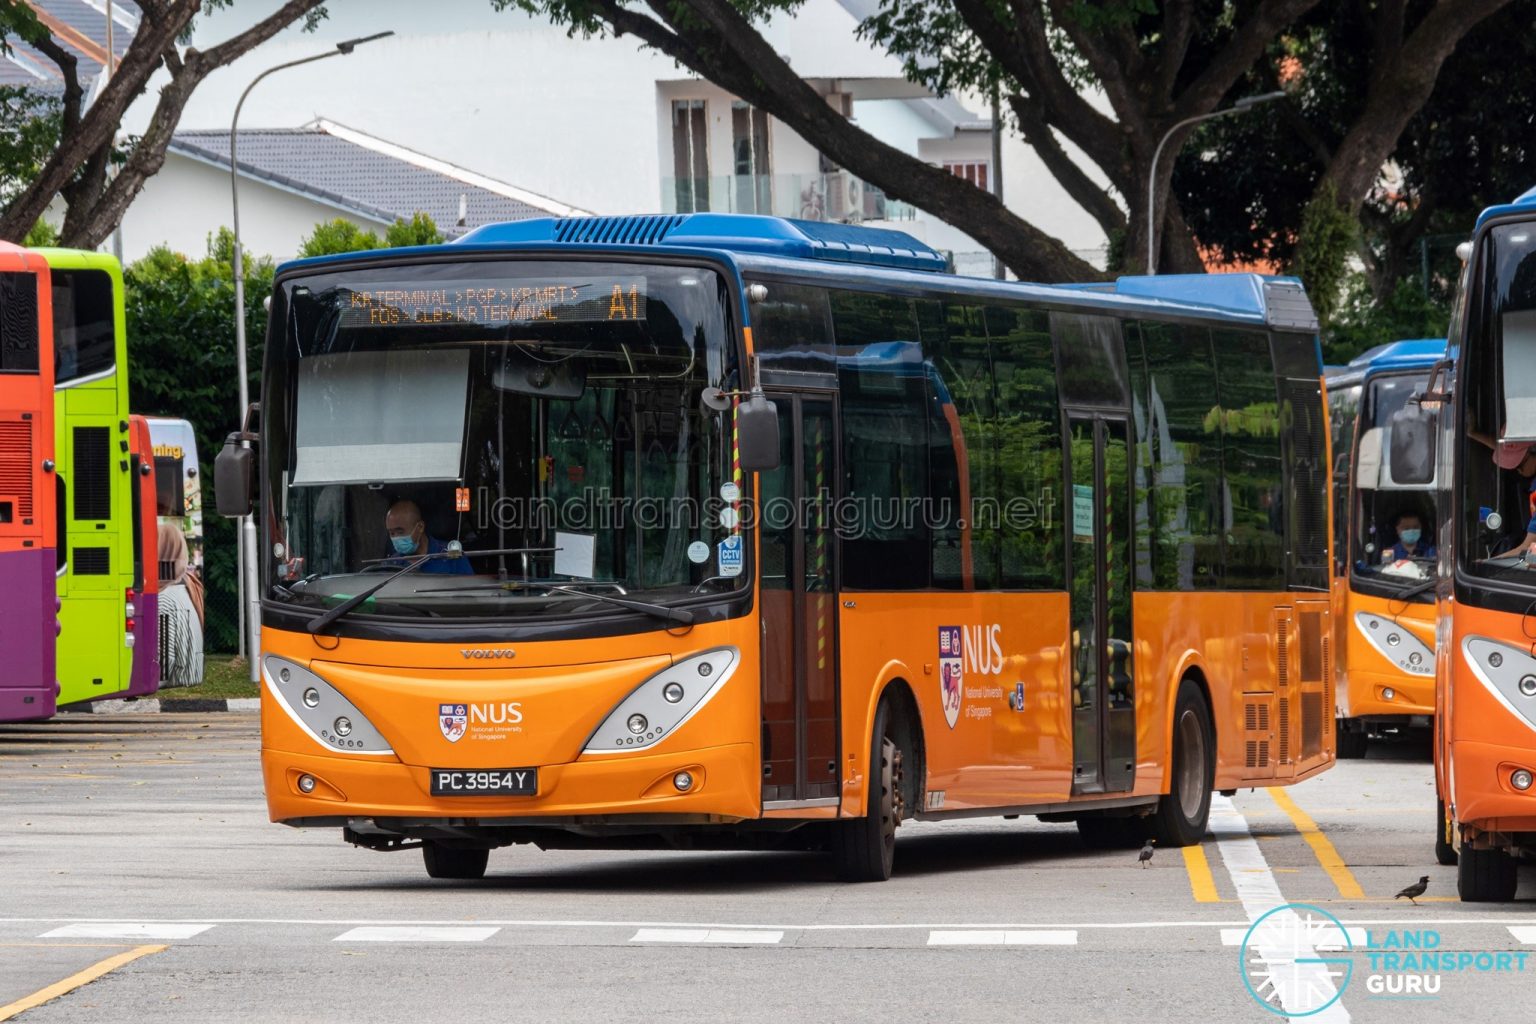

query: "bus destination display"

left=341, top=277, right=647, bottom=328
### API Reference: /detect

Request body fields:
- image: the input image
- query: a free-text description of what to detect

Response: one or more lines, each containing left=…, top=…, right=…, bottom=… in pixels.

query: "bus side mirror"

left=736, top=393, right=781, bottom=472
left=214, top=433, right=255, bottom=517
left=1389, top=406, right=1437, bottom=485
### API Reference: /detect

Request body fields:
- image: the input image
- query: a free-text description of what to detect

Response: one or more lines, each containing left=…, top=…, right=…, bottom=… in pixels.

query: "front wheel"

left=831, top=702, right=900, bottom=881
left=1336, top=723, right=1368, bottom=760
left=1458, top=842, right=1517, bottom=902
left=1151, top=680, right=1215, bottom=847
left=1434, top=797, right=1457, bottom=866
left=423, top=842, right=489, bottom=880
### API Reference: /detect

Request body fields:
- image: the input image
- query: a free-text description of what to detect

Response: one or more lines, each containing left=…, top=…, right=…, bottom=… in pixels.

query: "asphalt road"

left=3, top=714, right=1534, bottom=1023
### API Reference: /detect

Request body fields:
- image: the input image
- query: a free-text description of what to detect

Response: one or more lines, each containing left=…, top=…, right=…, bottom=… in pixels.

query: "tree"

left=0, top=1, right=330, bottom=249
left=504, top=0, right=1508, bottom=280
left=125, top=229, right=273, bottom=652
left=297, top=212, right=445, bottom=257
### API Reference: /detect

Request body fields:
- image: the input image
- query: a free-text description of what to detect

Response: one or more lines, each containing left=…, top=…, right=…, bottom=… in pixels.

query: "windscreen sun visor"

left=1503, top=309, right=1536, bottom=443
left=290, top=349, right=469, bottom=486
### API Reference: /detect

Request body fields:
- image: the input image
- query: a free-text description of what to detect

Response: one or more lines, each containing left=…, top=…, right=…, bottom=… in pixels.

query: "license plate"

left=430, top=768, right=538, bottom=796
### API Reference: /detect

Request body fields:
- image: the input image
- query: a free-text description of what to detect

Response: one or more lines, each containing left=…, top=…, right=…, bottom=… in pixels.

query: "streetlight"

left=1145, top=90, right=1286, bottom=274
left=230, top=30, right=393, bottom=680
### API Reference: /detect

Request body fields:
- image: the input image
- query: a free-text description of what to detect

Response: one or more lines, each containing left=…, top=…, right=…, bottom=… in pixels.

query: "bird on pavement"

left=1138, top=839, right=1156, bottom=868
left=1395, top=876, right=1430, bottom=904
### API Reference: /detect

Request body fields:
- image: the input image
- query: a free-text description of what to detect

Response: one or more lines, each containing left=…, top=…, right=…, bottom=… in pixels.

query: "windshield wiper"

left=417, top=579, right=694, bottom=627
left=1393, top=577, right=1437, bottom=601
left=304, top=545, right=544, bottom=634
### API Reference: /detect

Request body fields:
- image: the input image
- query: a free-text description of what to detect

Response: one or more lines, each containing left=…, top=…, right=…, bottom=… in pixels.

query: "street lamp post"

left=1145, top=91, right=1286, bottom=274
left=230, top=31, right=393, bottom=681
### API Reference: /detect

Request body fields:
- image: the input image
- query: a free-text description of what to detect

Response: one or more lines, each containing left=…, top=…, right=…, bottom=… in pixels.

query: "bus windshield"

left=1351, top=371, right=1436, bottom=591
left=263, top=259, right=744, bottom=623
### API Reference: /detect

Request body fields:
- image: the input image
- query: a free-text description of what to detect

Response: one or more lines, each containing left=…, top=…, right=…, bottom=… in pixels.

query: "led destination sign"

left=341, top=276, right=647, bottom=328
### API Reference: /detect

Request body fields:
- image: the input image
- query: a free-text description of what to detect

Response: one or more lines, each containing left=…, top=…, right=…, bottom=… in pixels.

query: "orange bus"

left=217, top=214, right=1336, bottom=881
left=1326, top=340, right=1445, bottom=757
left=0, top=242, right=56, bottom=722
left=1431, top=187, right=1536, bottom=899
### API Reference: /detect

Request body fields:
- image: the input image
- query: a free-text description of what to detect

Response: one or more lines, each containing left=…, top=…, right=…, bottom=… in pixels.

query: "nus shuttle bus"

left=218, top=214, right=1335, bottom=881
left=1432, top=186, right=1536, bottom=900
left=1326, top=340, right=1446, bottom=757
left=0, top=242, right=57, bottom=722
left=42, top=250, right=146, bottom=705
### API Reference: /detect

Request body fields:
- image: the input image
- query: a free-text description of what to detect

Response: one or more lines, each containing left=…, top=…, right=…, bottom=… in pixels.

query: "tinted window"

left=0, top=272, right=39, bottom=373
left=1213, top=329, right=1284, bottom=588
left=989, top=304, right=1064, bottom=588
left=1123, top=323, right=1155, bottom=587
left=930, top=303, right=997, bottom=589
left=749, top=281, right=833, bottom=376
left=1052, top=312, right=1128, bottom=408
left=53, top=269, right=115, bottom=384
left=1141, top=323, right=1223, bottom=588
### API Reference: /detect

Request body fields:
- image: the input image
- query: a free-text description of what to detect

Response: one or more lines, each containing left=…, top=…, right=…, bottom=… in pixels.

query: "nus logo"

left=461, top=649, right=516, bottom=660
left=963, top=624, right=1004, bottom=675
left=470, top=702, right=523, bottom=725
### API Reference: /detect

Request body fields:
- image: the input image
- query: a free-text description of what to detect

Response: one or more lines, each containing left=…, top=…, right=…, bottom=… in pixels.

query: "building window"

left=731, top=102, right=771, bottom=214
left=671, top=99, right=709, bottom=213
left=943, top=161, right=990, bottom=192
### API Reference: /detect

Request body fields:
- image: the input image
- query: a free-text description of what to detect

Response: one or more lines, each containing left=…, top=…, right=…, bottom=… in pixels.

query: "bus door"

left=1066, top=413, right=1136, bottom=794
left=758, top=392, right=841, bottom=806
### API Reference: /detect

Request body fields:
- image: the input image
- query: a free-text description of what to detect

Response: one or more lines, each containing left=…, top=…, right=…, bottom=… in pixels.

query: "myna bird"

left=1395, top=876, right=1430, bottom=904
left=1138, top=838, right=1156, bottom=868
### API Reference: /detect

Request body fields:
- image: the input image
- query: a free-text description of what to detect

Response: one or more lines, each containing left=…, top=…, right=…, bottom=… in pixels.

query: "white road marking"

left=630, top=928, right=783, bottom=945
left=1508, top=926, right=1536, bottom=943
left=927, top=930, right=1077, bottom=946
left=1221, top=927, right=1367, bottom=947
left=42, top=923, right=214, bottom=940
left=334, top=926, right=499, bottom=943
left=1209, top=794, right=1351, bottom=1022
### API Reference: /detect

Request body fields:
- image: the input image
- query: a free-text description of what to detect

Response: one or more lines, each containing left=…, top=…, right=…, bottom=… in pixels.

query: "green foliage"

left=384, top=211, right=445, bottom=247
left=21, top=217, right=56, bottom=246
left=1291, top=183, right=1356, bottom=328
left=297, top=218, right=382, bottom=257
left=1323, top=278, right=1450, bottom=367
left=0, top=86, right=60, bottom=207
left=125, top=231, right=274, bottom=652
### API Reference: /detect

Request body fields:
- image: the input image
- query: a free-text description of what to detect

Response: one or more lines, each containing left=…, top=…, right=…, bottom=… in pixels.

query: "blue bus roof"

left=1475, top=184, right=1536, bottom=230
left=275, top=214, right=1319, bottom=333
left=1325, top=339, right=1446, bottom=387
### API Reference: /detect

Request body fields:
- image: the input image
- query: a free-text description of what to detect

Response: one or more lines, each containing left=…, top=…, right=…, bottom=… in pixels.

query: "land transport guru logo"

left=1238, top=902, right=1528, bottom=1016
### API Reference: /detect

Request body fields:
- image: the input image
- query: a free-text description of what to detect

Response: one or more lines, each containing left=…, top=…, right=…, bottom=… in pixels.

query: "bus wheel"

left=1336, top=723, right=1368, bottom=759
left=423, top=842, right=490, bottom=880
left=1457, top=842, right=1517, bottom=902
left=1151, top=680, right=1214, bottom=847
left=832, top=702, right=899, bottom=882
left=1434, top=797, right=1457, bottom=867
left=1077, top=815, right=1150, bottom=849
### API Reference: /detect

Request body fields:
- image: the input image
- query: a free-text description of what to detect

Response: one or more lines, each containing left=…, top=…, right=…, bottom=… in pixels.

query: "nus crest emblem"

left=439, top=703, right=468, bottom=743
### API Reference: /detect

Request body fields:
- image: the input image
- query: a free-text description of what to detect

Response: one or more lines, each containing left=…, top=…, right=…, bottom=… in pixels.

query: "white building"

left=43, top=0, right=1109, bottom=269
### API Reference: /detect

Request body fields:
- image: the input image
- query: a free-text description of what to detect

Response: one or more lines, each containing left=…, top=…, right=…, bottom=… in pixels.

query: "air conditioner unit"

left=826, top=170, right=865, bottom=222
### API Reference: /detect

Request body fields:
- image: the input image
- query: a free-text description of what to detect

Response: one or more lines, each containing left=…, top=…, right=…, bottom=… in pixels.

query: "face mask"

left=1400, top=529, right=1422, bottom=546
left=391, top=534, right=417, bottom=556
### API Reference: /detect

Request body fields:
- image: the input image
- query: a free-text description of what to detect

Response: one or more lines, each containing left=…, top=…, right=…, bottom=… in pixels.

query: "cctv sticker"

left=717, top=535, right=743, bottom=577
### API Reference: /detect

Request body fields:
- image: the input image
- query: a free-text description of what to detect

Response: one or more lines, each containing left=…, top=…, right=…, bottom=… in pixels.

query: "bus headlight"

left=263, top=656, right=393, bottom=755
left=1354, top=613, right=1434, bottom=676
left=1465, top=638, right=1536, bottom=737
left=1513, top=769, right=1534, bottom=792
left=584, top=647, right=739, bottom=754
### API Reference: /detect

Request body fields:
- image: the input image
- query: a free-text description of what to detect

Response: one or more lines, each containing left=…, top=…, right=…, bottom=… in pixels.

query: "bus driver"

left=384, top=500, right=474, bottom=575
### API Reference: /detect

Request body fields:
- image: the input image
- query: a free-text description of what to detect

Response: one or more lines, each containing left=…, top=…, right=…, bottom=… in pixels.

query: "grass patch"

left=157, top=655, right=261, bottom=700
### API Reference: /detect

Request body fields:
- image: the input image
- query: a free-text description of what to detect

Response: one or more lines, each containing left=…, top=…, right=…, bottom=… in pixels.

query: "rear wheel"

left=1336, top=722, right=1368, bottom=760
left=1076, top=814, right=1151, bottom=849
left=1434, top=796, right=1458, bottom=867
left=832, top=701, right=900, bottom=882
left=1457, top=842, right=1517, bottom=902
left=1151, top=680, right=1214, bottom=847
left=423, top=842, right=489, bottom=880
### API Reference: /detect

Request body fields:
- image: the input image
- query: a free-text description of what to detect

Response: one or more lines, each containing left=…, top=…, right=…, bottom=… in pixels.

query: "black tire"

left=1434, top=796, right=1458, bottom=867
left=1077, top=814, right=1151, bottom=849
left=423, top=842, right=489, bottom=880
left=832, top=701, right=900, bottom=882
left=1336, top=724, right=1368, bottom=760
left=1151, top=679, right=1215, bottom=847
left=1458, top=842, right=1517, bottom=902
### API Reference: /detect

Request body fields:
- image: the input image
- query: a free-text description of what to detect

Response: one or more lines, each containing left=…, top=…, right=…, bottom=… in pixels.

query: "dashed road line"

left=926, top=930, right=1077, bottom=946
left=1508, top=927, right=1536, bottom=943
left=334, top=926, right=500, bottom=943
left=1266, top=786, right=1367, bottom=900
left=1182, top=844, right=1221, bottom=902
left=0, top=944, right=165, bottom=1022
left=630, top=929, right=783, bottom=945
left=41, top=923, right=214, bottom=941
left=1220, top=927, right=1367, bottom=947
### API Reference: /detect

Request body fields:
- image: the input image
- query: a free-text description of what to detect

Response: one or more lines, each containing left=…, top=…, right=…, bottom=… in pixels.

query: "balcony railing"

left=661, top=173, right=918, bottom=223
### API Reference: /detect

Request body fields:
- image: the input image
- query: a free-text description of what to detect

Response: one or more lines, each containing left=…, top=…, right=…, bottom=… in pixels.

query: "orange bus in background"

left=1326, top=340, right=1446, bottom=757
left=218, top=214, right=1336, bottom=881
left=0, top=242, right=56, bottom=722
left=1433, top=187, right=1536, bottom=900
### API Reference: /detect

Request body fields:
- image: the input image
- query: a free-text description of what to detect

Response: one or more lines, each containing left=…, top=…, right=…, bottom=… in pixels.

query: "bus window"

left=51, top=268, right=114, bottom=385
left=1213, top=329, right=1285, bottom=589
left=987, top=304, right=1062, bottom=589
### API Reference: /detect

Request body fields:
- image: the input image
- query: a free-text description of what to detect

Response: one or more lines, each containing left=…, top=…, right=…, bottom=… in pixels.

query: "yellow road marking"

left=0, top=944, right=165, bottom=1021
left=1266, top=787, right=1366, bottom=900
left=1182, top=845, right=1220, bottom=902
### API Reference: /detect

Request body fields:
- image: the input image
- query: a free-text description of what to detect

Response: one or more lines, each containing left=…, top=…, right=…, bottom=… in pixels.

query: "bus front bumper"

left=263, top=740, right=764, bottom=827
left=1451, top=738, right=1536, bottom=835
left=1341, top=669, right=1435, bottom=720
